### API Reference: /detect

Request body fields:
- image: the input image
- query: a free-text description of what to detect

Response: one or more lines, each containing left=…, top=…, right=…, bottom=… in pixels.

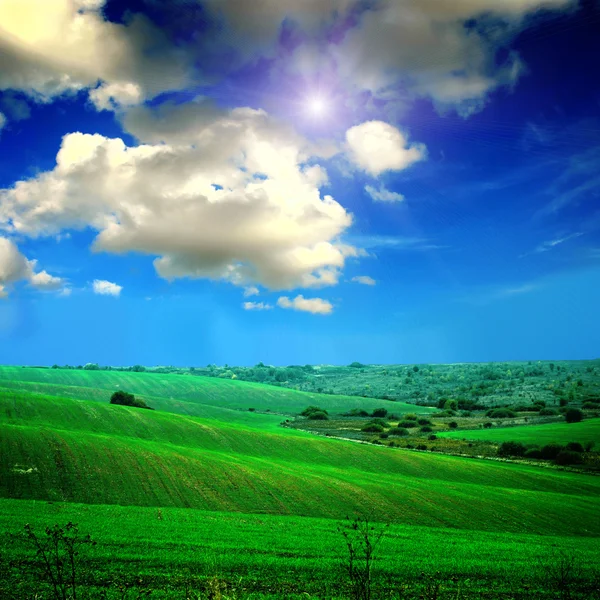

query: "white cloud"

left=346, top=121, right=426, bottom=176
left=92, top=279, right=122, bottom=297
left=0, top=113, right=5, bottom=135
left=0, top=106, right=357, bottom=291
left=243, top=301, right=272, bottom=310
left=277, top=294, right=333, bottom=315
left=243, top=286, right=260, bottom=297
left=334, top=0, right=573, bottom=115
left=0, top=236, right=63, bottom=296
left=535, top=232, right=583, bottom=253
left=351, top=275, right=376, bottom=286
left=365, top=184, right=405, bottom=203
left=0, top=0, right=188, bottom=109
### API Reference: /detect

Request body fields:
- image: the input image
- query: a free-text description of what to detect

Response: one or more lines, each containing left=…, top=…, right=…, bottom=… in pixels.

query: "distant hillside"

left=1, top=391, right=599, bottom=536
left=0, top=366, right=428, bottom=418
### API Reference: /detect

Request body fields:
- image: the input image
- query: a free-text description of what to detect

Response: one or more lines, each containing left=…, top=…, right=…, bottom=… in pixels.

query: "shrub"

left=428, top=434, right=437, bottom=441
left=371, top=408, right=388, bottom=418
left=540, top=443, right=564, bottom=460
left=524, top=448, right=542, bottom=459
left=110, top=390, right=153, bottom=410
left=448, top=421, right=458, bottom=429
left=417, top=418, right=432, bottom=426
left=342, top=408, right=369, bottom=417
left=397, top=420, right=417, bottom=428
left=539, top=408, right=558, bottom=416
left=582, top=401, right=600, bottom=410
left=362, top=423, right=384, bottom=433
left=389, top=427, right=409, bottom=436
left=585, top=441, right=596, bottom=452
left=301, top=406, right=328, bottom=417
left=308, top=411, right=329, bottom=420
left=416, top=444, right=427, bottom=451
left=497, top=441, right=527, bottom=457
left=371, top=439, right=383, bottom=445
left=565, top=442, right=584, bottom=453
left=460, top=411, right=472, bottom=417
left=248, top=407, right=255, bottom=412
left=487, top=408, right=516, bottom=419
left=555, top=450, right=583, bottom=466
left=559, top=397, right=568, bottom=407
left=404, top=414, right=418, bottom=421
left=565, top=408, right=584, bottom=423
left=420, top=425, right=433, bottom=433
left=379, top=433, right=389, bottom=439
left=483, top=422, right=493, bottom=429
left=368, top=418, right=389, bottom=427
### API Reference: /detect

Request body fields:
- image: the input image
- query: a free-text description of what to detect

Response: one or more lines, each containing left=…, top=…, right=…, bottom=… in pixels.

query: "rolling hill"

left=1, top=390, right=599, bottom=536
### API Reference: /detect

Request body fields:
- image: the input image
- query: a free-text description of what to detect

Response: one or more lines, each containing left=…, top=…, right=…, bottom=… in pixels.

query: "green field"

left=2, top=499, right=599, bottom=599
left=0, top=366, right=429, bottom=419
left=439, top=419, right=600, bottom=446
left=1, top=367, right=600, bottom=598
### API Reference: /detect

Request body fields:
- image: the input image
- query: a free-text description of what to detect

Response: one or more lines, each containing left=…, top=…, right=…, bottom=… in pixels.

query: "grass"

left=0, top=366, right=428, bottom=417
left=1, top=499, right=600, bottom=599
left=2, top=391, right=600, bottom=536
left=439, top=419, right=600, bottom=446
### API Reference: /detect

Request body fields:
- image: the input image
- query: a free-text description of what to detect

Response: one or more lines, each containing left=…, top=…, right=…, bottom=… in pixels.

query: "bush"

left=487, top=408, right=516, bottom=419
left=497, top=441, right=527, bottom=457
left=428, top=434, right=437, bottom=441
left=559, top=397, right=568, bottom=407
left=555, top=450, right=583, bottom=466
left=404, top=414, right=418, bottom=421
left=448, top=421, right=458, bottom=429
left=248, top=407, right=255, bottom=412
left=540, top=443, right=564, bottom=460
left=110, top=390, right=153, bottom=410
left=389, top=427, right=409, bottom=436
left=379, top=433, right=389, bottom=439
left=483, top=422, right=493, bottom=429
left=565, top=442, right=584, bottom=453
left=371, top=408, right=388, bottom=418
left=565, top=408, right=584, bottom=423
left=582, top=401, right=600, bottom=410
left=301, top=406, right=328, bottom=417
left=417, top=418, right=432, bottom=426
left=539, top=408, right=558, bottom=416
left=397, top=420, right=417, bottom=428
left=308, top=411, right=329, bottom=420
left=420, top=425, right=433, bottom=433
left=416, top=444, right=427, bottom=451
left=362, top=423, right=384, bottom=433
left=524, top=448, right=542, bottom=459
left=342, top=408, right=369, bottom=417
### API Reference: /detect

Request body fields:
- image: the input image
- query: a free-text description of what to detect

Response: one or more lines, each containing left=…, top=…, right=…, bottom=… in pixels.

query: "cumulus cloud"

left=333, top=0, right=573, bottom=115
left=351, top=275, right=376, bottom=286
left=365, top=184, right=405, bottom=203
left=243, top=286, right=260, bottom=297
left=0, top=106, right=358, bottom=291
left=243, top=301, right=272, bottom=310
left=0, top=236, right=63, bottom=297
left=0, top=0, right=188, bottom=110
left=277, top=294, right=333, bottom=315
left=346, top=121, right=426, bottom=176
left=92, top=279, right=122, bottom=297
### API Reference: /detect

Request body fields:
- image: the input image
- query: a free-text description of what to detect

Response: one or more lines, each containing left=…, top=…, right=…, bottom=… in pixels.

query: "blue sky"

left=0, top=0, right=599, bottom=366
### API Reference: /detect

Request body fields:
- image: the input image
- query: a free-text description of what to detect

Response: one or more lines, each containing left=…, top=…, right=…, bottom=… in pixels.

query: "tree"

left=565, top=408, right=584, bottom=423
left=110, top=390, right=153, bottom=410
left=83, top=363, right=99, bottom=370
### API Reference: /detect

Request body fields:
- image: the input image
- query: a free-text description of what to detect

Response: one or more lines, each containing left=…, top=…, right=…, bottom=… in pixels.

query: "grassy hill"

left=439, top=419, right=600, bottom=446
left=0, top=366, right=429, bottom=418
left=2, top=391, right=599, bottom=536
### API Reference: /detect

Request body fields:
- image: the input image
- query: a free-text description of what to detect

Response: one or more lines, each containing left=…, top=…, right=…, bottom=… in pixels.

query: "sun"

left=306, top=95, right=328, bottom=117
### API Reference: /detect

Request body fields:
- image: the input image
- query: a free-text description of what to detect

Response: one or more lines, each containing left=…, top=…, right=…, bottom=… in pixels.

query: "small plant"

left=14, top=522, right=96, bottom=600
left=541, top=549, right=583, bottom=600
left=337, top=515, right=389, bottom=600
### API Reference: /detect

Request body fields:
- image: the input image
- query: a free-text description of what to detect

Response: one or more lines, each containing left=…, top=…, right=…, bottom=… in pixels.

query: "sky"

left=0, top=0, right=599, bottom=367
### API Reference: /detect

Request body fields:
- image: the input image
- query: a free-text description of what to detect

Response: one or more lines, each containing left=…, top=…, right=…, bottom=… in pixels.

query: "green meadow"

left=439, top=419, right=600, bottom=446
left=1, top=366, right=599, bottom=598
